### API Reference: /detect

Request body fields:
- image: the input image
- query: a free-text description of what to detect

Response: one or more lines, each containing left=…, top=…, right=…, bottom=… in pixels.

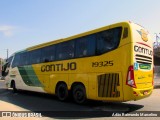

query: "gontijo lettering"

left=41, top=62, right=77, bottom=72
left=134, top=45, right=153, bottom=56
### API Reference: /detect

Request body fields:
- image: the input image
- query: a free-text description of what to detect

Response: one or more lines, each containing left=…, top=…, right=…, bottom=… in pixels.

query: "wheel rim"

left=75, top=90, right=84, bottom=102
left=73, top=86, right=86, bottom=104
left=57, top=84, right=68, bottom=101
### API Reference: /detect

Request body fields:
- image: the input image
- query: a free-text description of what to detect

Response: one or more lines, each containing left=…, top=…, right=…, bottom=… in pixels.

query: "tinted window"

left=12, top=54, right=21, bottom=67
left=30, top=49, right=41, bottom=64
left=75, top=35, right=96, bottom=58
left=122, top=27, right=128, bottom=39
left=21, top=52, right=30, bottom=65
left=41, top=45, right=55, bottom=62
left=56, top=41, right=74, bottom=60
left=96, top=27, right=122, bottom=55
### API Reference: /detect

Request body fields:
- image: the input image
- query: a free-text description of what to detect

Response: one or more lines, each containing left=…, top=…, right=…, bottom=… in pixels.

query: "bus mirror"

left=2, top=70, right=5, bottom=76
left=1, top=63, right=9, bottom=77
left=2, top=65, right=5, bottom=76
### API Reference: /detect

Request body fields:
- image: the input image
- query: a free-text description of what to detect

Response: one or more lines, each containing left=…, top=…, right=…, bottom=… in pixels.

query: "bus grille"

left=98, top=73, right=120, bottom=97
left=135, top=54, right=152, bottom=64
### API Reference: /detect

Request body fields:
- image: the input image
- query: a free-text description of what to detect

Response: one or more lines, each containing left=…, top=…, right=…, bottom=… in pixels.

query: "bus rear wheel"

left=56, top=83, right=68, bottom=101
left=72, top=84, right=86, bottom=104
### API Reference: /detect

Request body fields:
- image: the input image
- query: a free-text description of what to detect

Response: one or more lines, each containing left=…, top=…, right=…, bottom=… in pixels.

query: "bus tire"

left=56, top=83, right=68, bottom=101
left=72, top=84, right=86, bottom=104
left=12, top=81, right=17, bottom=93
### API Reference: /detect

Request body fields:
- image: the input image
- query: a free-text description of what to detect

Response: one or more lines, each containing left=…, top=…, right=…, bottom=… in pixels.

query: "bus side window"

left=41, top=45, right=55, bottom=62
left=30, top=49, right=41, bottom=64
left=122, top=27, right=128, bottom=39
left=96, top=27, right=122, bottom=55
left=21, top=52, right=30, bottom=66
left=76, top=38, right=87, bottom=57
left=75, top=35, right=96, bottom=58
left=56, top=40, right=75, bottom=60
left=12, top=54, right=21, bottom=68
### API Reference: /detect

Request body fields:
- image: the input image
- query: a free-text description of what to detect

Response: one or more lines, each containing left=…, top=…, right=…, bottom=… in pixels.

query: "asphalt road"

left=0, top=80, right=160, bottom=120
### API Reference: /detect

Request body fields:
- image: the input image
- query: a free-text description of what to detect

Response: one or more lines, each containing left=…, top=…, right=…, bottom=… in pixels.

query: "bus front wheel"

left=56, top=83, right=68, bottom=101
left=72, top=84, right=86, bottom=104
left=11, top=81, right=17, bottom=93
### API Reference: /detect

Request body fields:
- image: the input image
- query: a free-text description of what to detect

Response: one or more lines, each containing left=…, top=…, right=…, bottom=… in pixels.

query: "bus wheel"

left=12, top=81, right=17, bottom=93
left=56, top=83, right=68, bottom=101
left=72, top=84, right=86, bottom=104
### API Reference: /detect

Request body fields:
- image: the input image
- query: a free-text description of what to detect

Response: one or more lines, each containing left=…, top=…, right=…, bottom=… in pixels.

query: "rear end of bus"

left=124, top=22, right=154, bottom=101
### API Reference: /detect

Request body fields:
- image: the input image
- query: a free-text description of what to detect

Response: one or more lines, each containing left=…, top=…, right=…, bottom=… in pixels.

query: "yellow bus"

left=2, top=21, right=153, bottom=104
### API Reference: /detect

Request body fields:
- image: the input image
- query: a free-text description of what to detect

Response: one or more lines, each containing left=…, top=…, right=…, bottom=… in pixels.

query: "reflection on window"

left=75, top=35, right=96, bottom=58
left=56, top=41, right=74, bottom=60
left=96, top=27, right=122, bottom=55
left=41, top=45, right=55, bottom=62
left=30, top=49, right=41, bottom=64
left=12, top=54, right=21, bottom=67
left=21, top=52, right=29, bottom=65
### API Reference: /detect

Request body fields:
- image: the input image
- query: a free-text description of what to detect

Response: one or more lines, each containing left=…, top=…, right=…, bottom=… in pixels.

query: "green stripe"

left=18, top=65, right=43, bottom=87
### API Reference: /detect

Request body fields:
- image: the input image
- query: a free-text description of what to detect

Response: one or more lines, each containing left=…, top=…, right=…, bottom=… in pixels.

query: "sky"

left=0, top=0, right=160, bottom=59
